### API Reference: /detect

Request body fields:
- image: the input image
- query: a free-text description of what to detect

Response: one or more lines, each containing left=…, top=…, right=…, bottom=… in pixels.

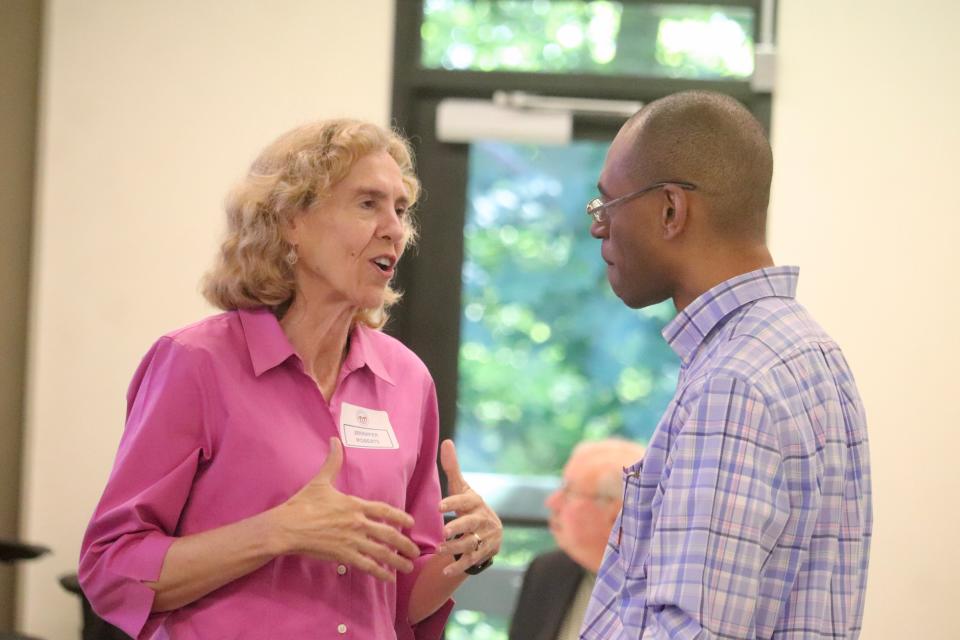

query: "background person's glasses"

left=586, top=181, right=697, bottom=224
left=557, top=481, right=616, bottom=503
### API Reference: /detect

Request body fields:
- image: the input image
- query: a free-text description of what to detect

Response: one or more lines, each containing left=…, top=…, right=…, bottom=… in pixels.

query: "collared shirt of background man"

left=579, top=91, right=871, bottom=640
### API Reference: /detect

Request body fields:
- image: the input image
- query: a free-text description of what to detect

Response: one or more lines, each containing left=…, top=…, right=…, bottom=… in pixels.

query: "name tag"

left=339, top=402, right=398, bottom=449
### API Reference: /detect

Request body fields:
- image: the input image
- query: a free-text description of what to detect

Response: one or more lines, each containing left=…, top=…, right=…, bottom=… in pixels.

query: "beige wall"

left=18, top=1, right=397, bottom=637
left=0, top=0, right=41, bottom=631
left=769, top=1, right=960, bottom=637
left=17, top=0, right=960, bottom=638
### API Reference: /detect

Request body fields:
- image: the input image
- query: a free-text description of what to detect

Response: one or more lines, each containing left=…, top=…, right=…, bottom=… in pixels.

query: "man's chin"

left=614, top=284, right=667, bottom=310
left=612, top=286, right=645, bottom=309
left=607, top=274, right=632, bottom=306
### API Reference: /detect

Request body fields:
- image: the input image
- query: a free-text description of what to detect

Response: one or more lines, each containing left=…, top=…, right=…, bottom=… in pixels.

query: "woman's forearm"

left=409, top=439, right=504, bottom=624
left=147, top=508, right=284, bottom=612
left=147, top=438, right=421, bottom=613
left=408, top=554, right=468, bottom=624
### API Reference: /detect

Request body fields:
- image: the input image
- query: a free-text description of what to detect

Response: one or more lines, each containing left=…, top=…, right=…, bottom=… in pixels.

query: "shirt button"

left=337, top=623, right=347, bottom=634
left=337, top=564, right=347, bottom=576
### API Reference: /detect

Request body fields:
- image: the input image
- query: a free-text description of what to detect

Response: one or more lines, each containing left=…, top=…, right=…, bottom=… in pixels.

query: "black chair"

left=0, top=539, right=48, bottom=640
left=58, top=574, right=130, bottom=640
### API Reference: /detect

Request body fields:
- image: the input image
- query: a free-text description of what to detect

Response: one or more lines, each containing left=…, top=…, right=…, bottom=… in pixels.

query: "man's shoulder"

left=528, top=549, right=582, bottom=574
left=519, top=550, right=586, bottom=601
left=709, top=297, right=838, bottom=379
left=738, top=296, right=831, bottom=346
left=680, top=296, right=854, bottom=417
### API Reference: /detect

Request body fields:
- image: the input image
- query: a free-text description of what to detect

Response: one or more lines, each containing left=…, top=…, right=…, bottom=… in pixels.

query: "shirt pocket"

left=616, top=462, right=643, bottom=560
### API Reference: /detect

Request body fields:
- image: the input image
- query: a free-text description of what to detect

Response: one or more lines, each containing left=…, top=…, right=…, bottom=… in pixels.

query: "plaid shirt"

left=581, top=266, right=872, bottom=639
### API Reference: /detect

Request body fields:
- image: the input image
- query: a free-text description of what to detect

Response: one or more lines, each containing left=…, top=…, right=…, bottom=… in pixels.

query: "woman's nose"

left=380, top=207, right=404, bottom=241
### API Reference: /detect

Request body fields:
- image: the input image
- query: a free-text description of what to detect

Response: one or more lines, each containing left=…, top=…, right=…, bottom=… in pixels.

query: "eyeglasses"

left=586, top=181, right=697, bottom=224
left=557, top=480, right=616, bottom=503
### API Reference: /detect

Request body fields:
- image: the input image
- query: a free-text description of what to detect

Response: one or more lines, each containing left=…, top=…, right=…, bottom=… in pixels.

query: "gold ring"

left=472, top=532, right=483, bottom=552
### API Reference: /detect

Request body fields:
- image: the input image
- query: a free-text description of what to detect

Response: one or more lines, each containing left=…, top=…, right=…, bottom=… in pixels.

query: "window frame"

left=388, top=0, right=774, bottom=459
left=387, top=3, right=776, bottom=633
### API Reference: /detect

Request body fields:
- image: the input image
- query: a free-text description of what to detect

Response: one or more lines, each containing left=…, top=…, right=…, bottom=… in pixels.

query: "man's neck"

left=672, top=244, right=774, bottom=312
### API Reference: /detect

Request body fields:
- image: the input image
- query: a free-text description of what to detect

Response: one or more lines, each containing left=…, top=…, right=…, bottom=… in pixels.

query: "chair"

left=0, top=539, right=48, bottom=640
left=58, top=574, right=130, bottom=640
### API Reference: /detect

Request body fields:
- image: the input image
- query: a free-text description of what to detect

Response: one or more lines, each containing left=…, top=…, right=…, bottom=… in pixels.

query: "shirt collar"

left=662, top=265, right=800, bottom=363
left=238, top=307, right=297, bottom=376
left=238, top=308, right=395, bottom=385
left=239, top=308, right=396, bottom=384
left=342, top=324, right=395, bottom=386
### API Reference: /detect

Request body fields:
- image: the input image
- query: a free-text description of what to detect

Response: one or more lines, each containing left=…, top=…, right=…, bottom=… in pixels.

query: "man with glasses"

left=580, top=91, right=872, bottom=639
left=509, top=439, right=645, bottom=640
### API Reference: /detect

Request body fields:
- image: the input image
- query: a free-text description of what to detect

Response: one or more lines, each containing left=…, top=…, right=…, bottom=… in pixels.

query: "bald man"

left=508, top=440, right=645, bottom=640
left=579, top=91, right=872, bottom=639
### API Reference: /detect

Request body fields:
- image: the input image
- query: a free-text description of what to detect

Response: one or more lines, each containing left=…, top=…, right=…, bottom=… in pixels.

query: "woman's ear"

left=281, top=211, right=301, bottom=246
left=660, top=184, right=689, bottom=240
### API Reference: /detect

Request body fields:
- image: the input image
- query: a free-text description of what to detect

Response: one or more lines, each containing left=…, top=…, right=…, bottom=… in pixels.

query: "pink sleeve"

left=394, top=379, right=454, bottom=640
left=78, top=337, right=213, bottom=639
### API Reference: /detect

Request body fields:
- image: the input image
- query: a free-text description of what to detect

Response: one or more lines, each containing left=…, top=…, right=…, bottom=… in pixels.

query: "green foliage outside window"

left=456, top=141, right=680, bottom=476
left=422, top=0, right=755, bottom=79
left=420, top=6, right=759, bottom=637
left=445, top=610, right=510, bottom=640
left=496, top=526, right=555, bottom=567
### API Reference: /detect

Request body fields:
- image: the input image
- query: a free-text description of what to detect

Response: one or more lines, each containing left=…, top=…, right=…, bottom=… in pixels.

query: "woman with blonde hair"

left=79, top=119, right=502, bottom=639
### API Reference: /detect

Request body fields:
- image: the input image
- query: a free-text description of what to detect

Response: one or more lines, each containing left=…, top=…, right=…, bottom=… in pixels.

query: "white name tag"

left=339, top=402, right=398, bottom=449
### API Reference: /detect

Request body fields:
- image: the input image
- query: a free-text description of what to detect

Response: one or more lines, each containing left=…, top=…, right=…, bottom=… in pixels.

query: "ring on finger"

left=472, top=532, right=483, bottom=552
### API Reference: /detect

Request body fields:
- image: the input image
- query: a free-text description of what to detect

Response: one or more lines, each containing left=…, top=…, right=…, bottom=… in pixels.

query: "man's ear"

left=659, top=184, right=689, bottom=240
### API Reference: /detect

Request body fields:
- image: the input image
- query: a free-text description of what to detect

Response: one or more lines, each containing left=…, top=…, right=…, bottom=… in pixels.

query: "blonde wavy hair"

left=202, top=119, right=420, bottom=329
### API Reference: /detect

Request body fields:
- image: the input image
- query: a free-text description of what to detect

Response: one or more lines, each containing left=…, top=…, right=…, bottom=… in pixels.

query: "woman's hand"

left=437, top=439, right=503, bottom=576
left=271, top=438, right=420, bottom=582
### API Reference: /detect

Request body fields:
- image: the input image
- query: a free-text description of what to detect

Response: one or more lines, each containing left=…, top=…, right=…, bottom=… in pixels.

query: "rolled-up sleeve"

left=79, top=337, right=213, bottom=639
left=394, top=379, right=453, bottom=640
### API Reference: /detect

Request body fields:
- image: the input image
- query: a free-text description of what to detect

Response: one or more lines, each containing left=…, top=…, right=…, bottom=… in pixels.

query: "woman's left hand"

left=437, top=439, right=503, bottom=576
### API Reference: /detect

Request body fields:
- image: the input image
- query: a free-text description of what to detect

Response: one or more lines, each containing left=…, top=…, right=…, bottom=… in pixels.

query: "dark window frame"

left=388, top=0, right=774, bottom=465
left=387, top=2, right=777, bottom=631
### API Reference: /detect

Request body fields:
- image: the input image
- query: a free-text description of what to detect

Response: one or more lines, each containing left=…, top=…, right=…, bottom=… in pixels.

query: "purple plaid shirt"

left=580, top=266, right=872, bottom=639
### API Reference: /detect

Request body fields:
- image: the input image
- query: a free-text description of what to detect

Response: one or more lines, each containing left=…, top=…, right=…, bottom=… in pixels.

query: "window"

left=457, top=140, right=679, bottom=476
left=389, top=2, right=773, bottom=636
left=422, top=0, right=756, bottom=79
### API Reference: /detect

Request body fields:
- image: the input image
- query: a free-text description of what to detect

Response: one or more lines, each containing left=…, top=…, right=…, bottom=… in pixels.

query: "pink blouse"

left=79, top=308, right=452, bottom=639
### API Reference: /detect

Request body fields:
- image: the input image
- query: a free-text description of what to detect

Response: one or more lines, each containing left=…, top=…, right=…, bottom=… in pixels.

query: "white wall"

left=769, top=1, right=960, bottom=637
left=19, top=1, right=397, bottom=637
left=19, top=1, right=960, bottom=638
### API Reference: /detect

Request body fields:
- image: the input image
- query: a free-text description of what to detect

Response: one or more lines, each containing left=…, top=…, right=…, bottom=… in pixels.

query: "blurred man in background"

left=508, top=439, right=645, bottom=640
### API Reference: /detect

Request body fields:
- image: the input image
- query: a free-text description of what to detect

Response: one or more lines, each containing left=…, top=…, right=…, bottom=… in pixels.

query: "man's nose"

left=590, top=218, right=608, bottom=239
left=545, top=488, right=562, bottom=511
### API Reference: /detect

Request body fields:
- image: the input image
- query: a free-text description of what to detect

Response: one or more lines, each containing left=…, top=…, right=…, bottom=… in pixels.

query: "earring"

left=285, top=247, right=298, bottom=266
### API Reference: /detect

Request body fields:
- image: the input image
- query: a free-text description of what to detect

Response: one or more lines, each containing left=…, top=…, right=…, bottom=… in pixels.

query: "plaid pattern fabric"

left=581, top=266, right=872, bottom=639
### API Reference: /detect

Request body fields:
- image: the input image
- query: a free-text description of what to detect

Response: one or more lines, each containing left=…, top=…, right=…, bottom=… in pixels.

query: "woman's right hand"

left=270, top=437, right=420, bottom=582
